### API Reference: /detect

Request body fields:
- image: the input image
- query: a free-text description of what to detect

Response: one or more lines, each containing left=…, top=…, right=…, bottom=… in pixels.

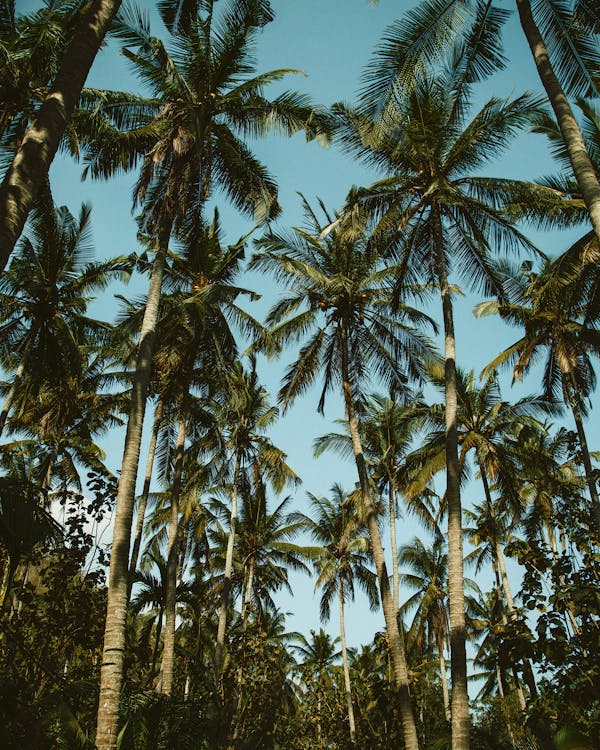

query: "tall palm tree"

left=0, top=0, right=86, bottom=148
left=92, top=3, right=322, bottom=742
left=361, top=0, right=600, bottom=244
left=294, top=485, right=378, bottom=744
left=203, top=357, right=299, bottom=679
left=130, top=548, right=191, bottom=690
left=509, top=422, right=586, bottom=560
left=399, top=536, right=451, bottom=723
left=252, top=197, right=437, bottom=750
left=0, top=0, right=124, bottom=268
left=334, top=58, right=545, bottom=748
left=476, top=261, right=600, bottom=533
left=315, top=390, right=433, bottom=612
left=235, top=487, right=312, bottom=624
left=0, top=187, right=125, bottom=438
left=121, top=212, right=260, bottom=695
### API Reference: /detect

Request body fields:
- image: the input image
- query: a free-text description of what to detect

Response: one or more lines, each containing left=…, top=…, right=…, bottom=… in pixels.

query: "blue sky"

left=17, top=0, right=593, bottom=650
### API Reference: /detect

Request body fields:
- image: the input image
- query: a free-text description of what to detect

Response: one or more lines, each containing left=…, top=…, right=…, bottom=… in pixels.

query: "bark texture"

left=339, top=583, right=356, bottom=744
left=435, top=236, right=470, bottom=750
left=215, top=452, right=242, bottom=680
left=128, top=397, right=165, bottom=592
left=95, top=239, right=167, bottom=750
left=340, top=323, right=420, bottom=750
left=389, top=482, right=400, bottom=612
left=0, top=0, right=123, bottom=272
left=160, top=414, right=186, bottom=695
left=564, top=377, right=600, bottom=535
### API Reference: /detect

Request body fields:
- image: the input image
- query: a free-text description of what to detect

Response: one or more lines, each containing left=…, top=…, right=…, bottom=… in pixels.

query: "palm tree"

left=360, top=0, right=600, bottom=244
left=0, top=0, right=124, bottom=268
left=294, top=485, right=378, bottom=744
left=0, top=0, right=86, bottom=147
left=399, top=536, right=451, bottom=723
left=203, top=357, right=299, bottom=679
left=235, top=487, right=312, bottom=625
left=333, top=54, right=548, bottom=748
left=510, top=423, right=586, bottom=561
left=92, top=2, right=322, bottom=742
left=252, top=197, right=437, bottom=750
left=0, top=475, right=61, bottom=613
left=122, top=213, right=260, bottom=695
left=0, top=186, right=125, bottom=438
left=315, top=390, right=433, bottom=612
left=0, top=345, right=124, bottom=495
left=476, top=261, right=600, bottom=533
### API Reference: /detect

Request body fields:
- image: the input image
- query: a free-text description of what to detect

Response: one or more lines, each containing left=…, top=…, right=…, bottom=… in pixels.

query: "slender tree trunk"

left=95, top=231, right=169, bottom=750
left=0, top=557, right=18, bottom=615
left=147, top=610, right=163, bottom=690
left=515, top=0, right=600, bottom=245
left=0, top=0, right=123, bottom=271
left=241, top=557, right=254, bottom=626
left=564, top=376, right=600, bottom=534
left=215, top=452, right=242, bottom=680
left=433, top=221, right=470, bottom=750
left=339, top=322, right=420, bottom=750
left=160, top=413, right=186, bottom=696
left=479, top=470, right=536, bottom=703
left=437, top=634, right=451, bottom=723
left=230, top=557, right=255, bottom=747
left=389, top=480, right=400, bottom=612
left=511, top=667, right=527, bottom=712
left=128, top=397, right=164, bottom=594
left=339, top=582, right=356, bottom=744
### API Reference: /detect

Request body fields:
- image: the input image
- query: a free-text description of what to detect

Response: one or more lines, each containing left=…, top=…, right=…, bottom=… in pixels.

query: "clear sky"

left=17, top=0, right=593, bottom=649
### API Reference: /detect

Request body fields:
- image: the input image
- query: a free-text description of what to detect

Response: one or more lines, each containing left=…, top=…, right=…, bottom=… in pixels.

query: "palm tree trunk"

left=339, top=322, right=420, bottom=750
left=479, top=469, right=536, bottom=703
left=515, top=0, right=600, bottom=245
left=389, top=481, right=400, bottom=612
left=215, top=452, right=242, bottom=680
left=437, top=634, right=451, bottom=723
left=0, top=557, right=18, bottom=616
left=95, top=230, right=169, bottom=750
left=433, top=219, right=470, bottom=750
left=0, top=0, right=123, bottom=271
left=160, top=413, right=186, bottom=696
left=564, top=375, right=600, bottom=534
left=128, top=397, right=164, bottom=593
left=241, top=557, right=255, bottom=626
left=339, top=581, right=356, bottom=744
left=147, top=609, right=163, bottom=689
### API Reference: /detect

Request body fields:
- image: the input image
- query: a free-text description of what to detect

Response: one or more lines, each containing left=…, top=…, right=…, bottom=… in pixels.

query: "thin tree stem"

left=339, top=581, right=356, bottom=744
left=433, top=207, right=469, bottom=750
left=389, top=480, right=400, bottom=613
left=160, top=412, right=186, bottom=696
left=128, top=397, right=164, bottom=594
left=339, top=320, right=420, bottom=750
left=215, top=452, right=242, bottom=681
left=96, top=229, right=169, bottom=750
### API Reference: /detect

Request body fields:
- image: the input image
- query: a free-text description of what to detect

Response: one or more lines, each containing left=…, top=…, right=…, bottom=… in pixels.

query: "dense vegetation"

left=1, top=1, right=599, bottom=749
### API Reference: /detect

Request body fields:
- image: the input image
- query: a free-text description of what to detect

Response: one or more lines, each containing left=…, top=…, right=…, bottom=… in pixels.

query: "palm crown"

left=252, top=197, right=437, bottom=414
left=83, top=0, right=326, bottom=230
